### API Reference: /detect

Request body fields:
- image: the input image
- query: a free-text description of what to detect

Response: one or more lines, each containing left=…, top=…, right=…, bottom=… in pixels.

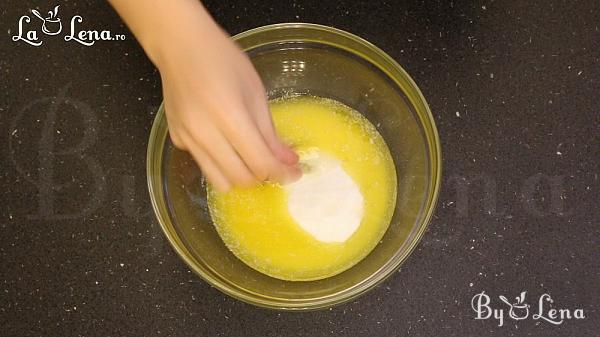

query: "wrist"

left=138, top=3, right=216, bottom=69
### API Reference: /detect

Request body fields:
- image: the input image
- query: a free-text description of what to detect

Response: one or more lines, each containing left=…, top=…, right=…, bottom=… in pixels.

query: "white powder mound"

left=285, top=150, right=364, bottom=243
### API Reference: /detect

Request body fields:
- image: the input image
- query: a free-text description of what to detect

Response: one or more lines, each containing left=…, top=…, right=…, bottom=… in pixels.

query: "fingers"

left=252, top=100, right=300, bottom=166
left=185, top=122, right=257, bottom=188
left=242, top=72, right=300, bottom=166
left=184, top=138, right=231, bottom=192
left=165, top=63, right=302, bottom=190
left=215, top=103, right=299, bottom=184
left=169, top=132, right=185, bottom=149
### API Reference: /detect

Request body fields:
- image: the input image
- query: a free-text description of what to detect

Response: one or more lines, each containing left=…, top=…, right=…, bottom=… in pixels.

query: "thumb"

left=242, top=74, right=300, bottom=174
left=270, top=138, right=302, bottom=183
left=252, top=106, right=302, bottom=179
left=266, top=132, right=299, bottom=166
left=247, top=93, right=299, bottom=166
left=257, top=121, right=302, bottom=183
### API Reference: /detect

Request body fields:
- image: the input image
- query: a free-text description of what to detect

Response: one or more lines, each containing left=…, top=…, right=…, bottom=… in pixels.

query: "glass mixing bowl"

left=147, top=23, right=441, bottom=310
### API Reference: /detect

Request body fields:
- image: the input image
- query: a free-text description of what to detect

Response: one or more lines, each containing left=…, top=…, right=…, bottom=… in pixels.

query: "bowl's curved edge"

left=147, top=23, right=443, bottom=311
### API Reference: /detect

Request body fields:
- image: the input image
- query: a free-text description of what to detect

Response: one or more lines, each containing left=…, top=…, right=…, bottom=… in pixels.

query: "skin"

left=109, top=0, right=301, bottom=191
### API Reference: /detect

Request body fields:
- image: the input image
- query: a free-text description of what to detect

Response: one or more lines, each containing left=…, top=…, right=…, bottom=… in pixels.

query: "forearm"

left=108, top=0, right=217, bottom=67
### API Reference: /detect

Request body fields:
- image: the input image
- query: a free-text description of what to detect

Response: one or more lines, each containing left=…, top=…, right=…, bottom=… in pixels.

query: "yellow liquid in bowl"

left=207, top=96, right=397, bottom=281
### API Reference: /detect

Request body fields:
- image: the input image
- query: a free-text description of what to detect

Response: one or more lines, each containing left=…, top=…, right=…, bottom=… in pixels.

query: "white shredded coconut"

left=285, top=150, right=364, bottom=243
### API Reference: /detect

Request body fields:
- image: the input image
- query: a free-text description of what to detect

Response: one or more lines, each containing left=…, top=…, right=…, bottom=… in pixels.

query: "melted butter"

left=207, top=96, right=397, bottom=281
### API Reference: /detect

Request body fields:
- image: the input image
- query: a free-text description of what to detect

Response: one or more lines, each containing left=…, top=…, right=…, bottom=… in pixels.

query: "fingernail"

left=284, top=164, right=302, bottom=183
left=277, top=142, right=300, bottom=165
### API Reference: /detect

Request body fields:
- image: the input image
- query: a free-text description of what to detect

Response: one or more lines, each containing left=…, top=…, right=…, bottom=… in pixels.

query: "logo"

left=32, top=5, right=62, bottom=36
left=12, top=4, right=126, bottom=47
left=471, top=291, right=585, bottom=327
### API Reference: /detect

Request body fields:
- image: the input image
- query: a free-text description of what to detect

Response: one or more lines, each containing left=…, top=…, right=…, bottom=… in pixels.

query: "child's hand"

left=109, top=0, right=300, bottom=191
left=157, top=26, right=300, bottom=192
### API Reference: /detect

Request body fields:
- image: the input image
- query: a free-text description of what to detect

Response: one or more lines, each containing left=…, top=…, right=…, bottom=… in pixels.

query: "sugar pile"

left=285, top=149, right=364, bottom=243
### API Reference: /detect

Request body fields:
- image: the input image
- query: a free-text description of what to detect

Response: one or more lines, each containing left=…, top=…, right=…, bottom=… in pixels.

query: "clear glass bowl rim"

left=146, top=22, right=442, bottom=310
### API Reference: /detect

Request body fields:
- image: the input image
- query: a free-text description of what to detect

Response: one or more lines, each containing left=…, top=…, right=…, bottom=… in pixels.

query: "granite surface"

left=1, top=0, right=599, bottom=336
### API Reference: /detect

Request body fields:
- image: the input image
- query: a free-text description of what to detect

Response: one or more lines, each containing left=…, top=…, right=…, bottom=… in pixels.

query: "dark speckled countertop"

left=1, top=0, right=599, bottom=336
